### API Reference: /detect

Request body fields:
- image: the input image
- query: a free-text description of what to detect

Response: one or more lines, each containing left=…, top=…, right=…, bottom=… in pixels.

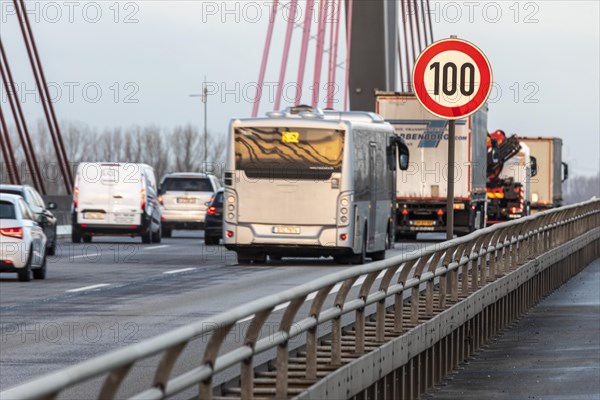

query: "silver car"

left=158, top=173, right=221, bottom=237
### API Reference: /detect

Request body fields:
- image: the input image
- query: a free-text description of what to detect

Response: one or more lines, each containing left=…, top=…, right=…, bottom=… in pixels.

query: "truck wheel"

left=162, top=228, right=172, bottom=238
left=83, top=235, right=92, bottom=243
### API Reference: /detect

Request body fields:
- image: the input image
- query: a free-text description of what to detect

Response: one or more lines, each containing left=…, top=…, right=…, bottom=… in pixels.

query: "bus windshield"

left=235, top=127, right=344, bottom=180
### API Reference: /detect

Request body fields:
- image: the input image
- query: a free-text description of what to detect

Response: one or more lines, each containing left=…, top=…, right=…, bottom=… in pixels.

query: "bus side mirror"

left=530, top=156, right=538, bottom=177
left=398, top=142, right=409, bottom=171
left=562, top=162, right=568, bottom=182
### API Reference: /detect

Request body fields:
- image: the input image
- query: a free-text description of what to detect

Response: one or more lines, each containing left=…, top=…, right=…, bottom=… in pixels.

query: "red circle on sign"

left=413, top=38, right=492, bottom=119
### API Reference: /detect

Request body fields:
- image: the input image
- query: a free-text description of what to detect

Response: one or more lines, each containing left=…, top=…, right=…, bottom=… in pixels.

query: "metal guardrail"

left=2, top=199, right=599, bottom=400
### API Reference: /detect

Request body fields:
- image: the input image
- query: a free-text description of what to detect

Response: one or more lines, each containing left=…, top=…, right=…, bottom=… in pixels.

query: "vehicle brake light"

left=437, top=209, right=444, bottom=216
left=158, top=195, right=163, bottom=205
left=207, top=206, right=217, bottom=215
left=73, top=180, right=79, bottom=209
left=0, top=227, right=23, bottom=239
left=401, top=208, right=409, bottom=216
left=140, top=187, right=147, bottom=211
left=340, top=233, right=347, bottom=241
left=227, top=230, right=234, bottom=238
left=2, top=260, right=13, bottom=265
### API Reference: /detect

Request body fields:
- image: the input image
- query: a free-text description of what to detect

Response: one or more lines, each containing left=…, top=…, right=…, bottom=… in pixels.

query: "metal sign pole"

left=446, top=119, right=455, bottom=240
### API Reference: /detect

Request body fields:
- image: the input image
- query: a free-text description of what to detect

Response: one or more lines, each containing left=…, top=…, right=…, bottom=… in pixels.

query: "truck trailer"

left=519, top=137, right=568, bottom=211
left=376, top=92, right=488, bottom=239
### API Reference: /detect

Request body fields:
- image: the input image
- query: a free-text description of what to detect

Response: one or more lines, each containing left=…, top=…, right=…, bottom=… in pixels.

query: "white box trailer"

left=519, top=137, right=568, bottom=210
left=376, top=92, right=488, bottom=238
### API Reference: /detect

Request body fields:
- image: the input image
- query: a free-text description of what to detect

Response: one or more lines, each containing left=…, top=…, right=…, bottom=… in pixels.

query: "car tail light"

left=140, top=186, right=147, bottom=211
left=73, top=179, right=79, bottom=209
left=2, top=260, right=13, bottom=265
left=207, top=206, right=217, bottom=215
left=0, top=227, right=23, bottom=239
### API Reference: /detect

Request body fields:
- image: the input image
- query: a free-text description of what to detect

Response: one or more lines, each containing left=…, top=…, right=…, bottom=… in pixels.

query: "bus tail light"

left=227, top=230, right=234, bottom=238
left=340, top=233, right=347, bottom=241
left=225, top=192, right=238, bottom=223
left=338, top=194, right=352, bottom=227
left=401, top=208, right=409, bottom=216
left=437, top=209, right=444, bottom=216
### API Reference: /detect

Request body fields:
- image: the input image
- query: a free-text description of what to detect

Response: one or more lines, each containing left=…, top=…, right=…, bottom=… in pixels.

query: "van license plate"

left=177, top=197, right=196, bottom=204
left=272, top=226, right=301, bottom=234
left=84, top=212, right=105, bottom=220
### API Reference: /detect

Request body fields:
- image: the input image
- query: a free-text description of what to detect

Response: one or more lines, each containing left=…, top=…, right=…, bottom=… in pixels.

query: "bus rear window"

left=235, top=127, right=344, bottom=180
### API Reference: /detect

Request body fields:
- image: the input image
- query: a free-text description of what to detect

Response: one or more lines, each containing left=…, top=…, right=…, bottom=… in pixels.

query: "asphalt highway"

left=0, top=231, right=444, bottom=398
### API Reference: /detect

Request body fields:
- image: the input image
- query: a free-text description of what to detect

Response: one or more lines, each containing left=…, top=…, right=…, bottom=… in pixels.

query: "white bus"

left=223, top=106, right=409, bottom=264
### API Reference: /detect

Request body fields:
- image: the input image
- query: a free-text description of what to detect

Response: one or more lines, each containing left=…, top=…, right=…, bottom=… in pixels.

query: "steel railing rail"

left=2, top=199, right=599, bottom=400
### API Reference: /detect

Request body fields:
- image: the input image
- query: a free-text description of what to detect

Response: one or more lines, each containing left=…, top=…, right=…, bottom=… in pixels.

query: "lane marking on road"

left=163, top=267, right=197, bottom=275
left=147, top=245, right=170, bottom=250
left=66, top=284, right=110, bottom=293
left=71, top=253, right=99, bottom=259
left=239, top=271, right=386, bottom=323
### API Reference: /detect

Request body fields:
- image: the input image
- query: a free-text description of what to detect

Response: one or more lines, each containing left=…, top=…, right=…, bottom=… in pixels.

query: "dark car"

left=0, top=184, right=58, bottom=255
left=204, top=189, right=223, bottom=245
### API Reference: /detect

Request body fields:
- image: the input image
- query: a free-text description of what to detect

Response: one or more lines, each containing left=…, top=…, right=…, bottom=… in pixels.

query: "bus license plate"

left=414, top=220, right=434, bottom=227
left=272, top=226, right=301, bottom=234
left=84, top=212, right=105, bottom=220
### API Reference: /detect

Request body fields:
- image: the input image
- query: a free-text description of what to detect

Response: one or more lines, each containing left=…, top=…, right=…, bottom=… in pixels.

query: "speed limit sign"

left=413, top=38, right=492, bottom=119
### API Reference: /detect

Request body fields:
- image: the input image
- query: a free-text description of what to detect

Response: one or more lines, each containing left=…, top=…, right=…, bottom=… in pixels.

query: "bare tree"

left=171, top=124, right=201, bottom=172
left=564, top=173, right=600, bottom=204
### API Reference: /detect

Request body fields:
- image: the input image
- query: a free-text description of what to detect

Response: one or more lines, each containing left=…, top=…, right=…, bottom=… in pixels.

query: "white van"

left=71, top=163, right=162, bottom=243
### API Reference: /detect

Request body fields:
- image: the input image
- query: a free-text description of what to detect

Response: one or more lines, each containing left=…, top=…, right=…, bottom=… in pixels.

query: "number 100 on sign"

left=413, top=38, right=492, bottom=119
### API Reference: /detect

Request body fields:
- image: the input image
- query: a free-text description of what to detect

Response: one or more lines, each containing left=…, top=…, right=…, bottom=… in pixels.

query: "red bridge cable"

left=294, top=0, right=316, bottom=106
left=343, top=0, right=353, bottom=111
left=274, top=0, right=298, bottom=111
left=420, top=0, right=429, bottom=45
left=0, top=106, right=21, bottom=184
left=311, top=0, right=329, bottom=108
left=252, top=0, right=279, bottom=117
left=413, top=0, right=423, bottom=53
left=0, top=40, right=44, bottom=193
left=427, top=0, right=434, bottom=42
left=326, top=0, right=341, bottom=109
left=16, top=0, right=72, bottom=191
left=400, top=0, right=412, bottom=91
left=397, top=28, right=404, bottom=92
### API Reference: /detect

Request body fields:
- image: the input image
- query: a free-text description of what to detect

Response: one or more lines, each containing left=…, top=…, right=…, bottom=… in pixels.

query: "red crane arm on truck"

left=487, top=130, right=522, bottom=185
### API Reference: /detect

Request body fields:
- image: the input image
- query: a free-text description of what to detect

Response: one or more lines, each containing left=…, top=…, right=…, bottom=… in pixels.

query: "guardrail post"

left=306, top=285, right=334, bottom=380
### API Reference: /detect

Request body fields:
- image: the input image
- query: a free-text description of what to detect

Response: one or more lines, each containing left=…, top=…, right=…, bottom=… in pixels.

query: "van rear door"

left=77, top=163, right=142, bottom=226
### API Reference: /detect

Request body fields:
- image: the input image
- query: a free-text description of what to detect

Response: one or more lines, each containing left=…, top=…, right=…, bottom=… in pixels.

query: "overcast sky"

left=1, top=0, right=599, bottom=176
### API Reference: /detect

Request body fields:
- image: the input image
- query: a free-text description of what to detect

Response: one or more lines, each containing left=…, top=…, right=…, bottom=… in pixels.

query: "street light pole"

left=203, top=77, right=208, bottom=173
left=190, top=76, right=208, bottom=173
